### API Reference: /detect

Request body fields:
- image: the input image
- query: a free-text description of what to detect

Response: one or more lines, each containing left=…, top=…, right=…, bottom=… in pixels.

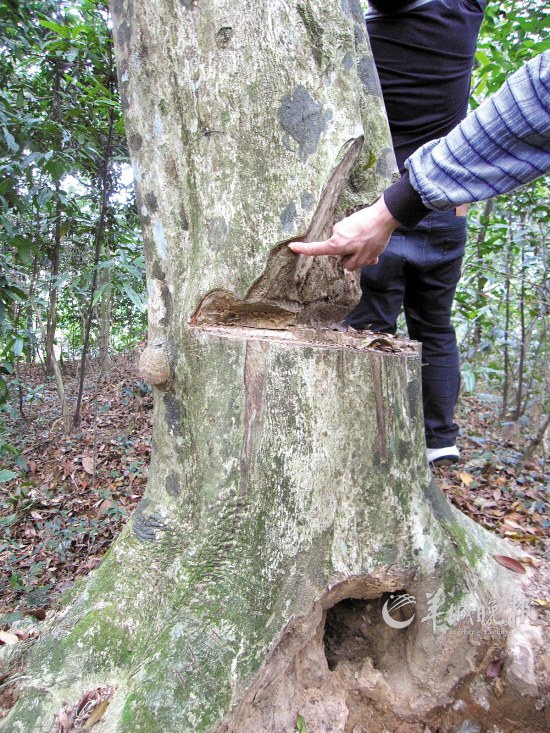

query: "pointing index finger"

left=288, top=240, right=338, bottom=257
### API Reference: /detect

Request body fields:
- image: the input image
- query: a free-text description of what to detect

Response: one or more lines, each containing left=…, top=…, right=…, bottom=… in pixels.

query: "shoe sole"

left=431, top=456, right=459, bottom=467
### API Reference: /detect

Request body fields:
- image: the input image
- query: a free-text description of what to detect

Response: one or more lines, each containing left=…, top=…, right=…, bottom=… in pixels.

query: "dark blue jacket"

left=366, top=0, right=487, bottom=171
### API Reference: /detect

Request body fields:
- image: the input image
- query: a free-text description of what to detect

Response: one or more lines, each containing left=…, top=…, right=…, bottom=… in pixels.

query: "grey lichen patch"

left=281, top=132, right=294, bottom=152
left=358, top=55, right=383, bottom=98
left=280, top=202, right=298, bottom=234
left=341, top=52, right=354, bottom=72
left=117, top=20, right=131, bottom=49
left=151, top=260, right=165, bottom=281
left=129, top=132, right=142, bottom=152
left=278, top=86, right=332, bottom=160
left=166, top=472, right=181, bottom=498
left=376, top=146, right=398, bottom=179
left=353, top=24, right=366, bottom=51
left=207, top=216, right=228, bottom=250
left=145, top=191, right=159, bottom=213
left=160, top=284, right=172, bottom=327
left=163, top=392, right=183, bottom=436
left=133, top=498, right=168, bottom=542
left=300, top=191, right=316, bottom=211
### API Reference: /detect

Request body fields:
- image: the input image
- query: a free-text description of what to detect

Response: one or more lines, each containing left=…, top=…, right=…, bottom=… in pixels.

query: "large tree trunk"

left=1, top=2, right=547, bottom=732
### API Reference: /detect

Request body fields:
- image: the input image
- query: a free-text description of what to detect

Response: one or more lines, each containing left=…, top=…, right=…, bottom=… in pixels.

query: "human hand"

left=288, top=196, right=400, bottom=270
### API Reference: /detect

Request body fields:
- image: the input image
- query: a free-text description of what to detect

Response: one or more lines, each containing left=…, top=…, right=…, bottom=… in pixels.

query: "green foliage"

left=455, top=4, right=550, bottom=418
left=0, top=0, right=146, bottom=435
left=473, top=0, right=550, bottom=101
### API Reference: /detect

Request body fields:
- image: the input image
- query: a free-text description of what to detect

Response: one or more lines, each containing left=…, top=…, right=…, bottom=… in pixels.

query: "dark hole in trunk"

left=323, top=591, right=414, bottom=672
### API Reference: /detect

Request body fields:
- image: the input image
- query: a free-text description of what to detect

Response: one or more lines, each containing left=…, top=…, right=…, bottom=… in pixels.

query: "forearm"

left=384, top=52, right=550, bottom=228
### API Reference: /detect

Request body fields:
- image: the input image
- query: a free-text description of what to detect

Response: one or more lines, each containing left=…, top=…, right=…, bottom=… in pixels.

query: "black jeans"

left=345, top=209, right=467, bottom=449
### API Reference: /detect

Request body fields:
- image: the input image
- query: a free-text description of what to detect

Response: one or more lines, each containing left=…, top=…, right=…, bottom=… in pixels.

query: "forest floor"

left=1, top=351, right=548, bottom=624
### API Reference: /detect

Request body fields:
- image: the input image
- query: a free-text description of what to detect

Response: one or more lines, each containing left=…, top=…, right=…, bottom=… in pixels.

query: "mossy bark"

left=1, top=2, right=545, bottom=732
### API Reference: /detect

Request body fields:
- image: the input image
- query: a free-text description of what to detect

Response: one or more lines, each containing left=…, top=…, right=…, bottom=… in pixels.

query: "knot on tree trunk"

left=138, top=340, right=172, bottom=386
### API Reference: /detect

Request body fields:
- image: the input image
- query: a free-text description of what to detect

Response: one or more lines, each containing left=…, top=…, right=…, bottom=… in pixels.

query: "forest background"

left=0, top=0, right=549, bottom=617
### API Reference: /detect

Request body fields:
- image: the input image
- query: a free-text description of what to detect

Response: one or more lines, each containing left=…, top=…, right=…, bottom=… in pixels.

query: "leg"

left=403, top=221, right=466, bottom=450
left=345, top=233, right=406, bottom=332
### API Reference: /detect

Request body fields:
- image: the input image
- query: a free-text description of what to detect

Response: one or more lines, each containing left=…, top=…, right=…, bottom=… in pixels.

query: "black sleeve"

left=383, top=171, right=431, bottom=229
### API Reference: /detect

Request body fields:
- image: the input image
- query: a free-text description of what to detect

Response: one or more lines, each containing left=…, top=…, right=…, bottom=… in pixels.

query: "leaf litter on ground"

left=0, top=351, right=151, bottom=617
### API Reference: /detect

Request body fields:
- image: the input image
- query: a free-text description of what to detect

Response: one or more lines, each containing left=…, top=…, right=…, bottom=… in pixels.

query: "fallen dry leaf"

left=83, top=698, right=110, bottom=730
left=518, top=553, right=542, bottom=567
left=82, top=455, right=94, bottom=474
left=502, top=518, right=536, bottom=535
left=459, top=472, right=474, bottom=487
left=96, top=498, right=114, bottom=518
left=492, top=555, right=527, bottom=574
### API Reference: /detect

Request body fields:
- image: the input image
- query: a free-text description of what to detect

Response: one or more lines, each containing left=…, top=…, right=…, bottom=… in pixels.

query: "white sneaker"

left=426, top=446, right=460, bottom=466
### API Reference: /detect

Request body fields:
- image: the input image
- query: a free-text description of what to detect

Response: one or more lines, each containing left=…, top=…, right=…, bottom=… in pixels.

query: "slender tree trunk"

left=12, top=307, right=26, bottom=420
left=45, top=62, right=63, bottom=375
left=73, top=98, right=115, bottom=426
left=27, top=213, right=41, bottom=366
left=473, top=199, right=493, bottom=352
left=501, top=219, right=513, bottom=418
left=512, top=228, right=526, bottom=420
left=2, top=3, right=546, bottom=732
left=29, top=295, right=70, bottom=431
left=98, top=243, right=112, bottom=378
left=44, top=186, right=62, bottom=374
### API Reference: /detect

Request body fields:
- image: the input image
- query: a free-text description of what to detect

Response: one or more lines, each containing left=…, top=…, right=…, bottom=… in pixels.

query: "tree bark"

left=98, top=247, right=112, bottom=379
left=29, top=294, right=70, bottom=432
left=1, top=2, right=547, bottom=732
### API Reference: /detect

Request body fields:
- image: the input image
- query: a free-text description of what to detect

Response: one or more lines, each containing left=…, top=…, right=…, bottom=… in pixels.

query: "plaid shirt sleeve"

left=407, top=51, right=550, bottom=209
